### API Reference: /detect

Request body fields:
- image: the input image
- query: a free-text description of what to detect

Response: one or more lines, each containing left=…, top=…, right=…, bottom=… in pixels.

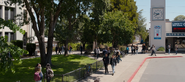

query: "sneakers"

left=112, top=73, right=114, bottom=76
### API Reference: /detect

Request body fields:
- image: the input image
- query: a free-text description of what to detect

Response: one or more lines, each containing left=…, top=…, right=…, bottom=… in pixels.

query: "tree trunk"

left=46, top=28, right=54, bottom=65
left=83, top=43, right=85, bottom=50
left=64, top=40, right=68, bottom=56
left=37, top=36, right=46, bottom=66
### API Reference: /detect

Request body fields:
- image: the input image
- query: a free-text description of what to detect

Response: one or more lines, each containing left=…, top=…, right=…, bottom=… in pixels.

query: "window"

left=10, top=33, right=15, bottom=42
left=5, top=7, right=9, bottom=20
left=10, top=8, right=15, bottom=20
left=5, top=32, right=8, bottom=42
left=0, top=6, right=2, bottom=18
left=0, top=32, right=2, bottom=37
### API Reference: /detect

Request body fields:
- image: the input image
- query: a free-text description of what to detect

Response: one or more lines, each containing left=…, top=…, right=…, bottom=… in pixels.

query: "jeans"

left=136, top=50, right=138, bottom=54
left=104, top=63, right=108, bottom=73
left=111, top=65, right=115, bottom=73
left=96, top=54, right=99, bottom=59
left=176, top=50, right=177, bottom=54
left=151, top=50, right=156, bottom=56
left=168, top=49, right=170, bottom=54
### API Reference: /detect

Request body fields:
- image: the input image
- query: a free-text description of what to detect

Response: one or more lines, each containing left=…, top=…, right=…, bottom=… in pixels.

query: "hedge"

left=26, top=43, right=36, bottom=56
left=157, top=47, right=165, bottom=51
left=11, top=40, right=23, bottom=48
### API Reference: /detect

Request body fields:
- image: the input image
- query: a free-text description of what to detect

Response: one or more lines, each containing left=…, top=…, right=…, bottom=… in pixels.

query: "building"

left=0, top=0, right=35, bottom=43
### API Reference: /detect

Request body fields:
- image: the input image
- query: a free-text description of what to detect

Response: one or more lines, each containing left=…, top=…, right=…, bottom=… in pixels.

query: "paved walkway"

left=80, top=53, right=185, bottom=82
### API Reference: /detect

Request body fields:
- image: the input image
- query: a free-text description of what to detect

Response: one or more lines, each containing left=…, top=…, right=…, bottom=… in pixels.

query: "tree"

left=0, top=18, right=28, bottom=74
left=174, top=15, right=185, bottom=21
left=137, top=10, right=148, bottom=41
left=8, top=0, right=70, bottom=65
left=100, top=11, right=135, bottom=47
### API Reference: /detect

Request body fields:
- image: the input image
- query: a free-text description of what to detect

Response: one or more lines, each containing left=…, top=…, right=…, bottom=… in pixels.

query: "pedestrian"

left=107, top=47, right=110, bottom=57
left=94, top=47, right=96, bottom=58
left=61, top=46, right=64, bottom=54
left=151, top=45, right=156, bottom=56
left=168, top=44, right=171, bottom=54
left=34, top=63, right=43, bottom=82
left=80, top=45, right=83, bottom=55
left=126, top=46, right=129, bottom=54
left=175, top=44, right=178, bottom=55
left=103, top=54, right=109, bottom=74
left=96, top=47, right=100, bottom=59
left=142, top=44, right=146, bottom=54
left=46, top=63, right=54, bottom=82
left=69, top=46, right=72, bottom=53
left=110, top=55, right=117, bottom=76
left=103, top=48, right=107, bottom=57
left=131, top=44, right=135, bottom=54
left=135, top=45, right=138, bottom=54
left=58, top=46, right=61, bottom=54
left=55, top=46, right=58, bottom=54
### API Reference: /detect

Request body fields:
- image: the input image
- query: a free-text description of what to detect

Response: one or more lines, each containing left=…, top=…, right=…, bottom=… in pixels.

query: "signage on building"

left=166, top=33, right=185, bottom=36
left=172, top=22, right=185, bottom=32
left=154, top=25, right=161, bottom=39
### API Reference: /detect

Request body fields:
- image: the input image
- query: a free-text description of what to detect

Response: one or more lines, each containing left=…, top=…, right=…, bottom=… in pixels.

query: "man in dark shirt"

left=103, top=54, right=109, bottom=74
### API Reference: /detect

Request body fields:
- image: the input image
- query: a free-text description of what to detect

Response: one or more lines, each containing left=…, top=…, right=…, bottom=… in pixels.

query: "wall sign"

left=154, top=25, right=161, bottom=39
left=166, top=33, right=185, bottom=36
left=172, top=22, right=185, bottom=32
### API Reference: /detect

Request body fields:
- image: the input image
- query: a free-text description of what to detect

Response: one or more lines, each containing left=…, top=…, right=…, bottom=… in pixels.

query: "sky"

left=135, top=0, right=185, bottom=30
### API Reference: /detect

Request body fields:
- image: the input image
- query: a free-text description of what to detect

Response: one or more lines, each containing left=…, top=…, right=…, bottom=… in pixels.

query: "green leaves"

left=0, top=18, right=28, bottom=74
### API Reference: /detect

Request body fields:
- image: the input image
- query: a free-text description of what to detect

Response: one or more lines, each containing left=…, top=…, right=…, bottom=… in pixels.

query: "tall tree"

left=137, top=10, right=148, bottom=41
left=109, top=0, right=138, bottom=45
left=8, top=0, right=65, bottom=65
left=0, top=18, right=28, bottom=74
left=100, top=11, right=135, bottom=47
left=174, top=15, right=185, bottom=21
left=54, top=0, right=92, bottom=56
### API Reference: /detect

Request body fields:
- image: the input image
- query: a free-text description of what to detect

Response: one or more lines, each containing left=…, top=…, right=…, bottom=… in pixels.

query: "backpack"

left=34, top=72, right=40, bottom=81
left=47, top=69, right=54, bottom=78
left=126, top=47, right=129, bottom=50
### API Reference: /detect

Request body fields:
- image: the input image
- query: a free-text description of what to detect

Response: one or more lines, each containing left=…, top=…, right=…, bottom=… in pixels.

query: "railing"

left=50, top=60, right=104, bottom=82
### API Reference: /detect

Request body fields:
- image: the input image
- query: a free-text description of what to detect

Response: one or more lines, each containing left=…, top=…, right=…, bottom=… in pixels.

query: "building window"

left=5, top=7, right=9, bottom=20
left=5, top=32, right=8, bottom=41
left=10, top=32, right=15, bottom=42
left=0, top=6, right=2, bottom=18
left=10, top=8, right=15, bottom=20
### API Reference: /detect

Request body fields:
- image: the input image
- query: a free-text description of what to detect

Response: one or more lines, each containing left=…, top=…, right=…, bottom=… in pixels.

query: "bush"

left=26, top=43, right=36, bottom=56
left=11, top=40, right=23, bottom=48
left=119, top=46, right=126, bottom=51
left=157, top=47, right=165, bottom=51
left=68, top=43, right=81, bottom=51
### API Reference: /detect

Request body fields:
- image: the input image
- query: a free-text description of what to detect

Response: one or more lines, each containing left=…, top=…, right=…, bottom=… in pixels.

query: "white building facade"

left=149, top=0, right=185, bottom=51
left=0, top=0, right=35, bottom=43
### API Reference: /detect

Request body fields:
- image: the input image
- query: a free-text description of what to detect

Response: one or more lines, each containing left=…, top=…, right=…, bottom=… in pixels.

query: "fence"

left=50, top=60, right=104, bottom=82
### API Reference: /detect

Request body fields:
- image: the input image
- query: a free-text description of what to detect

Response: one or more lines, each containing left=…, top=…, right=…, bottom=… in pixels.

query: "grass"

left=0, top=55, right=96, bottom=82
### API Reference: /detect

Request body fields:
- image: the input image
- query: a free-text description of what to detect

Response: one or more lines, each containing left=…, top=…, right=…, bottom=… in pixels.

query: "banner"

left=154, top=25, right=161, bottom=39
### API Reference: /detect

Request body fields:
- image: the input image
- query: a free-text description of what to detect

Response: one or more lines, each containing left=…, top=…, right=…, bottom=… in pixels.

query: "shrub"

left=157, top=47, right=165, bottom=51
left=119, top=46, right=126, bottom=51
left=11, top=40, right=23, bottom=48
left=26, top=43, right=36, bottom=56
left=68, top=43, right=81, bottom=51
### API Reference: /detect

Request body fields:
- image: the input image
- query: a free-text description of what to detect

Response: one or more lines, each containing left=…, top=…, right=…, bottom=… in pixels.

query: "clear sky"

left=135, top=0, right=185, bottom=30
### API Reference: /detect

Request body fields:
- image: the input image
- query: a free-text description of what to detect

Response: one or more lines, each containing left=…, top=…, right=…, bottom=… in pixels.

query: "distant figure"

left=69, top=46, right=72, bottom=53
left=142, top=44, right=146, bottom=54
left=103, top=48, right=107, bottom=57
left=94, top=47, right=96, bottom=58
left=151, top=45, right=156, bottom=56
left=168, top=44, right=171, bottom=54
left=59, top=46, right=61, bottom=54
left=96, top=47, right=100, bottom=59
left=103, top=54, right=109, bottom=74
left=110, top=55, right=117, bottom=76
left=135, top=45, right=138, bottom=54
left=107, top=47, right=110, bottom=57
left=55, top=46, right=58, bottom=54
left=126, top=46, right=129, bottom=54
left=175, top=44, right=178, bottom=55
left=131, top=44, right=135, bottom=54
left=80, top=45, right=83, bottom=55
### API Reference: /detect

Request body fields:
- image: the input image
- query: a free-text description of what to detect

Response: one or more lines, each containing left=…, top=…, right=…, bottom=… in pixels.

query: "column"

left=8, top=32, right=10, bottom=42
left=2, top=5, right=5, bottom=37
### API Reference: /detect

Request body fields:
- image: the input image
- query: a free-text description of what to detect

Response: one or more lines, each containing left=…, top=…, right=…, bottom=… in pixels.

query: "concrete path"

left=80, top=53, right=185, bottom=82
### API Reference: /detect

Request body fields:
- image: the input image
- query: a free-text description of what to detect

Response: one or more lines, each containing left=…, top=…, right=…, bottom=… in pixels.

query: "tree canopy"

left=174, top=15, right=185, bottom=21
left=0, top=18, right=28, bottom=74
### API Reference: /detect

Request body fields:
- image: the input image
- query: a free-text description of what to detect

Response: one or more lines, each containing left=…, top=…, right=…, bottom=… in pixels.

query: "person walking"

left=55, top=46, right=58, bottom=54
left=103, top=48, right=107, bottom=57
left=61, top=46, right=64, bottom=54
left=107, top=47, right=110, bottom=57
left=69, top=46, right=72, bottom=53
left=58, top=46, right=61, bottom=54
left=126, top=46, right=129, bottom=54
left=110, top=55, right=117, bottom=76
left=34, top=63, right=43, bottom=82
left=136, top=45, right=138, bottom=54
left=117, top=52, right=122, bottom=63
left=80, top=45, right=83, bottom=55
left=168, top=44, right=171, bottom=54
left=175, top=44, right=178, bottom=55
left=103, top=54, right=109, bottom=74
left=96, top=47, right=100, bottom=59
left=142, top=44, right=146, bottom=54
left=94, top=47, right=96, bottom=58
left=151, top=45, right=156, bottom=56
left=131, top=44, right=134, bottom=54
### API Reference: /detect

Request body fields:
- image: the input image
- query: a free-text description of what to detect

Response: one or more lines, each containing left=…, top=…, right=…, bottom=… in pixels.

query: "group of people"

left=126, top=44, right=139, bottom=55
left=102, top=47, right=122, bottom=76
left=55, top=45, right=73, bottom=54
